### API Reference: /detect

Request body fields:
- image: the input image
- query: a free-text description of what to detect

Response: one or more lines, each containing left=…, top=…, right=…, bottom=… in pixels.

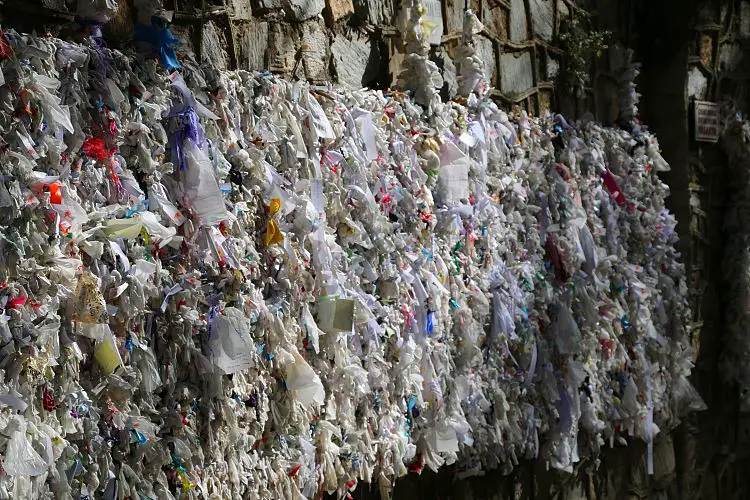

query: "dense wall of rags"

left=0, top=1, right=733, bottom=500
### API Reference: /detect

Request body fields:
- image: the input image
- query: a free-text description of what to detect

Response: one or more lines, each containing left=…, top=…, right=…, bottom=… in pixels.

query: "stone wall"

left=0, top=0, right=582, bottom=115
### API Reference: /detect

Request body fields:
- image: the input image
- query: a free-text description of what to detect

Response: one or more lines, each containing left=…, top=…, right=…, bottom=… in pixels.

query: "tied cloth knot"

left=167, top=107, right=205, bottom=171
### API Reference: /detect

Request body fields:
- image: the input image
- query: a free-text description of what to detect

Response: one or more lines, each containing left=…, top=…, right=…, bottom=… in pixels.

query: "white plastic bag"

left=181, top=141, right=228, bottom=227
left=208, top=307, right=255, bottom=374
left=280, top=349, right=325, bottom=408
left=4, top=416, right=48, bottom=477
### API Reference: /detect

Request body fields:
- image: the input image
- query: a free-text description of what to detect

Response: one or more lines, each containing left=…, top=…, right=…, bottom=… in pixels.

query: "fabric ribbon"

left=133, top=18, right=181, bottom=70
left=77, top=18, right=112, bottom=88
left=602, top=170, right=626, bottom=206
left=167, top=107, right=204, bottom=171
left=265, top=198, right=284, bottom=246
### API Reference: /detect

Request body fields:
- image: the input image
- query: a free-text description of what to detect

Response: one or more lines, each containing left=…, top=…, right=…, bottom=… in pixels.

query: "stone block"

left=445, top=0, right=466, bottom=35
left=267, top=22, right=298, bottom=73
left=331, top=34, right=371, bottom=88
left=485, top=4, right=509, bottom=40
left=227, top=0, right=254, bottom=20
left=510, top=0, right=528, bottom=41
left=170, top=24, right=196, bottom=54
left=432, top=47, right=457, bottom=100
left=388, top=37, right=405, bottom=87
left=202, top=21, right=229, bottom=70
left=475, top=35, right=496, bottom=86
left=500, top=50, right=534, bottom=96
left=718, top=41, right=742, bottom=72
left=42, top=0, right=67, bottom=10
left=253, top=0, right=283, bottom=12
left=546, top=55, right=559, bottom=80
left=283, top=0, right=325, bottom=21
left=234, top=20, right=269, bottom=71
left=742, top=1, right=750, bottom=38
left=539, top=89, right=552, bottom=113
left=298, top=20, right=329, bottom=81
left=103, top=0, right=135, bottom=47
left=325, top=0, right=354, bottom=23
left=529, top=0, right=553, bottom=41
left=353, top=0, right=395, bottom=26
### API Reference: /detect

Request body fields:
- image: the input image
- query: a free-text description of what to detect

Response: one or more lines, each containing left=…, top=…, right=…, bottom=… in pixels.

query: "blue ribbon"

left=425, top=310, right=434, bottom=336
left=133, top=18, right=181, bottom=70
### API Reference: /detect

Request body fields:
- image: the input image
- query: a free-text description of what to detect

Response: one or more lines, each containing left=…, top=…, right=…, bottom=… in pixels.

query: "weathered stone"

left=527, top=93, right=537, bottom=114
left=546, top=55, right=559, bottom=80
left=234, top=20, right=269, bottom=71
left=331, top=34, right=370, bottom=88
left=299, top=20, right=329, bottom=81
left=325, top=0, right=354, bottom=23
left=170, top=24, right=196, bottom=54
left=529, top=0, right=554, bottom=41
left=444, top=0, right=464, bottom=34
left=283, top=0, right=325, bottom=21
left=500, top=51, right=534, bottom=96
left=432, top=48, right=457, bottom=100
left=267, top=22, right=297, bottom=73
left=539, top=89, right=552, bottom=113
left=388, top=38, right=405, bottom=87
left=485, top=4, right=509, bottom=40
left=718, top=41, right=742, bottom=72
left=42, top=0, right=67, bottom=10
left=353, top=0, right=395, bottom=26
left=510, top=0, right=528, bottom=41
left=202, top=21, right=229, bottom=70
left=475, top=35, right=496, bottom=86
left=227, top=0, right=254, bottom=20
left=742, top=1, right=750, bottom=38
left=103, top=0, right=134, bottom=46
left=253, top=0, right=283, bottom=11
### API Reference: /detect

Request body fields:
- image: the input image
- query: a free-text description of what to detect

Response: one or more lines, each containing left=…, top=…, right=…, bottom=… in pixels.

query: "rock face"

left=500, top=51, right=534, bottom=96
left=529, top=0, right=554, bottom=41
left=331, top=33, right=371, bottom=88
left=282, top=0, right=325, bottom=21
left=4, top=0, right=560, bottom=112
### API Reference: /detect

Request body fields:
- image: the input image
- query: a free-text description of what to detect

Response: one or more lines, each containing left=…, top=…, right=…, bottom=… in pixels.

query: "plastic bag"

left=208, top=307, right=255, bottom=374
left=72, top=272, right=107, bottom=324
left=280, top=349, right=325, bottom=408
left=4, top=416, right=48, bottom=477
left=181, top=141, right=228, bottom=227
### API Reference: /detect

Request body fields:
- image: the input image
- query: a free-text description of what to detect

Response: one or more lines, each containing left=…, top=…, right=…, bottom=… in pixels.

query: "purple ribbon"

left=167, top=107, right=205, bottom=171
left=77, top=18, right=112, bottom=89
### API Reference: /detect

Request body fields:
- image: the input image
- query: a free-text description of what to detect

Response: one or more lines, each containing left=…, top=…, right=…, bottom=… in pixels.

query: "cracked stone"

left=332, top=34, right=371, bottom=88
left=283, top=0, right=325, bottom=21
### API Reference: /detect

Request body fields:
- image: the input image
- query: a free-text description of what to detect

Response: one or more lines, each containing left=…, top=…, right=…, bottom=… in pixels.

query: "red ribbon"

left=602, top=171, right=626, bottom=205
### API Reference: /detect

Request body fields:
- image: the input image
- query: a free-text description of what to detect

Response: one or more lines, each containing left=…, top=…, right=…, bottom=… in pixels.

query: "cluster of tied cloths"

left=0, top=25, right=702, bottom=500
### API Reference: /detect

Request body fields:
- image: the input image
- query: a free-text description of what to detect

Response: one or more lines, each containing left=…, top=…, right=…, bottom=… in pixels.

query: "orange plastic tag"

left=48, top=182, right=62, bottom=205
